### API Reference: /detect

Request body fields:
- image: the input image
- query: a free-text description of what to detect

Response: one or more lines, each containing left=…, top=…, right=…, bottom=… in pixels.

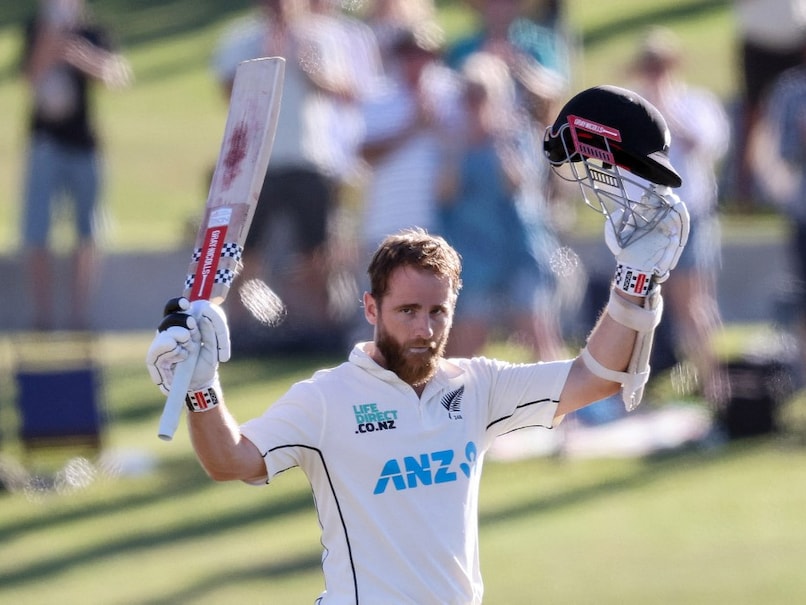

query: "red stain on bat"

left=222, top=121, right=249, bottom=188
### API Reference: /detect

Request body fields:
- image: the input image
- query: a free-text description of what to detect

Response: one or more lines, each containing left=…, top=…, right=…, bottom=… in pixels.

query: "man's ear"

left=363, top=291, right=378, bottom=326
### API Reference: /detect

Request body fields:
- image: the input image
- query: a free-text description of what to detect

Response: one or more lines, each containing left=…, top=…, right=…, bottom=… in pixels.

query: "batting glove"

left=606, top=189, right=690, bottom=296
left=146, top=297, right=231, bottom=396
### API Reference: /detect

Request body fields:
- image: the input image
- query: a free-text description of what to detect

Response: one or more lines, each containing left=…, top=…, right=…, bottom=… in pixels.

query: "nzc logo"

left=373, top=441, right=478, bottom=495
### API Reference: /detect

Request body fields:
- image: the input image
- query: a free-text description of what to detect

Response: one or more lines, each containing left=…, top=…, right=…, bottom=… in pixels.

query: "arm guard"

left=581, top=286, right=664, bottom=411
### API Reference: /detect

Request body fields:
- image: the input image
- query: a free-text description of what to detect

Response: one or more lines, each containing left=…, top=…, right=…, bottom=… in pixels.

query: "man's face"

left=364, top=266, right=455, bottom=389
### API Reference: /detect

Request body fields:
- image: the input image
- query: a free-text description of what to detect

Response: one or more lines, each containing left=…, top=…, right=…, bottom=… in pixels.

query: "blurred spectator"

left=438, top=52, right=564, bottom=360
left=362, top=0, right=439, bottom=69
left=445, top=0, right=570, bottom=84
left=512, top=58, right=574, bottom=358
left=731, top=0, right=806, bottom=209
left=306, top=0, right=387, bottom=324
left=626, top=27, right=731, bottom=404
left=756, top=41, right=806, bottom=379
left=357, top=27, right=462, bottom=265
left=211, top=0, right=368, bottom=341
left=308, top=0, right=383, bottom=184
left=19, top=0, right=131, bottom=331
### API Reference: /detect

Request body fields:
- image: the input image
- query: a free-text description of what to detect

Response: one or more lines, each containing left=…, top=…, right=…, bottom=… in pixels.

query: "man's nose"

left=413, top=313, right=434, bottom=339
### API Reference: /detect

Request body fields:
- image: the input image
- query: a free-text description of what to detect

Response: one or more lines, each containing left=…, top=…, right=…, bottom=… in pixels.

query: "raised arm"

left=556, top=189, right=688, bottom=420
left=25, top=22, right=131, bottom=90
left=62, top=36, right=132, bottom=89
left=557, top=290, right=639, bottom=417
left=146, top=298, right=266, bottom=482
left=541, top=85, right=690, bottom=420
left=187, top=397, right=266, bottom=483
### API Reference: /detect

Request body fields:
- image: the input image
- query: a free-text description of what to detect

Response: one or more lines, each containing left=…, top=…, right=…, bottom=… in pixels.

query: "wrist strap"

left=614, top=263, right=653, bottom=297
left=185, top=384, right=221, bottom=412
left=606, top=288, right=663, bottom=332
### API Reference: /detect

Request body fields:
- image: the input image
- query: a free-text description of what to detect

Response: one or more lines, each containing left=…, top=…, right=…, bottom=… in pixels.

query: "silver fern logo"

left=440, top=386, right=464, bottom=420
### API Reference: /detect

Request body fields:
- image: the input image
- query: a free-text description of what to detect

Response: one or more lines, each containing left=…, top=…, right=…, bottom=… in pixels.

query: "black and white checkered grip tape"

left=185, top=243, right=243, bottom=290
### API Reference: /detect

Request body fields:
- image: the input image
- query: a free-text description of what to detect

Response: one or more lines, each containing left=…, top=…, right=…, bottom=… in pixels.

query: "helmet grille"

left=590, top=166, right=620, bottom=189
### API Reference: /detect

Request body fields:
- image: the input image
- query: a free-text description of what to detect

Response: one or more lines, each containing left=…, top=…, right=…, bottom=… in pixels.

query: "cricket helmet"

left=544, top=85, right=681, bottom=187
left=543, top=85, right=683, bottom=247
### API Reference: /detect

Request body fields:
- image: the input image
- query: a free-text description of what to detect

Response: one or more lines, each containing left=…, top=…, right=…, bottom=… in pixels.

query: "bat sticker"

left=191, top=207, right=233, bottom=300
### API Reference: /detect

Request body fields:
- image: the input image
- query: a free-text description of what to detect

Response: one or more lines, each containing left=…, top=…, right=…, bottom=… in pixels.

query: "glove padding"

left=605, top=188, right=690, bottom=283
left=146, top=297, right=231, bottom=395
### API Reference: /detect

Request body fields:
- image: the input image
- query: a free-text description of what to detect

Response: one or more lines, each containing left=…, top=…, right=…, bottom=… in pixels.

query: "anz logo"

left=373, top=441, right=478, bottom=495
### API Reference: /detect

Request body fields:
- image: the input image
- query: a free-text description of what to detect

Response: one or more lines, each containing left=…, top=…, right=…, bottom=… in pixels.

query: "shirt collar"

left=349, top=341, right=466, bottom=395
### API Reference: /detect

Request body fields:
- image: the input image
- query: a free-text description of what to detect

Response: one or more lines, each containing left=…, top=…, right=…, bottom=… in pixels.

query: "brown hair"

left=367, top=228, right=462, bottom=301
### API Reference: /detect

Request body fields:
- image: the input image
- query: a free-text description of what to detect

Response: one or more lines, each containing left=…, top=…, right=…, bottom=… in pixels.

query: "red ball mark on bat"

left=222, top=121, right=249, bottom=189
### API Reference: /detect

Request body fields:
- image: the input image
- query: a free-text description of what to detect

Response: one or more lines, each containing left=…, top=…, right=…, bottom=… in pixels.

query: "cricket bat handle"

left=157, top=346, right=200, bottom=441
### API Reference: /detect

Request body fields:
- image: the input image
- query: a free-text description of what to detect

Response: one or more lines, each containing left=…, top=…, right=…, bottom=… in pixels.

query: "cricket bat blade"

left=158, top=57, right=285, bottom=440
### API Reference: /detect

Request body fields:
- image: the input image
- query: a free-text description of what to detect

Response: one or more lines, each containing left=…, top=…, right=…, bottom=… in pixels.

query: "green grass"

left=1, top=333, right=805, bottom=603
left=566, top=0, right=736, bottom=99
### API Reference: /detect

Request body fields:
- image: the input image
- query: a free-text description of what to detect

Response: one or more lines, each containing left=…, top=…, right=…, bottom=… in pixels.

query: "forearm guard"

left=581, top=286, right=664, bottom=411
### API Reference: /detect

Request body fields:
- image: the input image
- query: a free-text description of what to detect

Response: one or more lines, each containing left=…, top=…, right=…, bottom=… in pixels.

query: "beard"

left=375, top=321, right=448, bottom=389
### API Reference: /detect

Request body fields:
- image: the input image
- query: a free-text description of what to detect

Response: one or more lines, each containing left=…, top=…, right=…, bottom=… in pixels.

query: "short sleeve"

left=240, top=380, right=326, bottom=482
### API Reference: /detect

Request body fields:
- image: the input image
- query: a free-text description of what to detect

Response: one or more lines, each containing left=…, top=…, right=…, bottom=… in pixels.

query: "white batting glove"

left=606, top=189, right=690, bottom=296
left=146, top=298, right=231, bottom=396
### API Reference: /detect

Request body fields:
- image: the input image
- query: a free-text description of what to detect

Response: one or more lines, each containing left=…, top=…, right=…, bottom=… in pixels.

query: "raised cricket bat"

left=158, top=57, right=285, bottom=441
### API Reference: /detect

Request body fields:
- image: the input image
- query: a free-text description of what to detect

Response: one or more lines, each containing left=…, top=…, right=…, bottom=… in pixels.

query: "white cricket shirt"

left=240, top=343, right=572, bottom=604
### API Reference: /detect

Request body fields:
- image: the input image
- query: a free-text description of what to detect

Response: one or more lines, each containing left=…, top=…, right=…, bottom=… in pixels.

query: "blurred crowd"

left=209, top=0, right=576, bottom=366
left=16, top=0, right=806, bottom=410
